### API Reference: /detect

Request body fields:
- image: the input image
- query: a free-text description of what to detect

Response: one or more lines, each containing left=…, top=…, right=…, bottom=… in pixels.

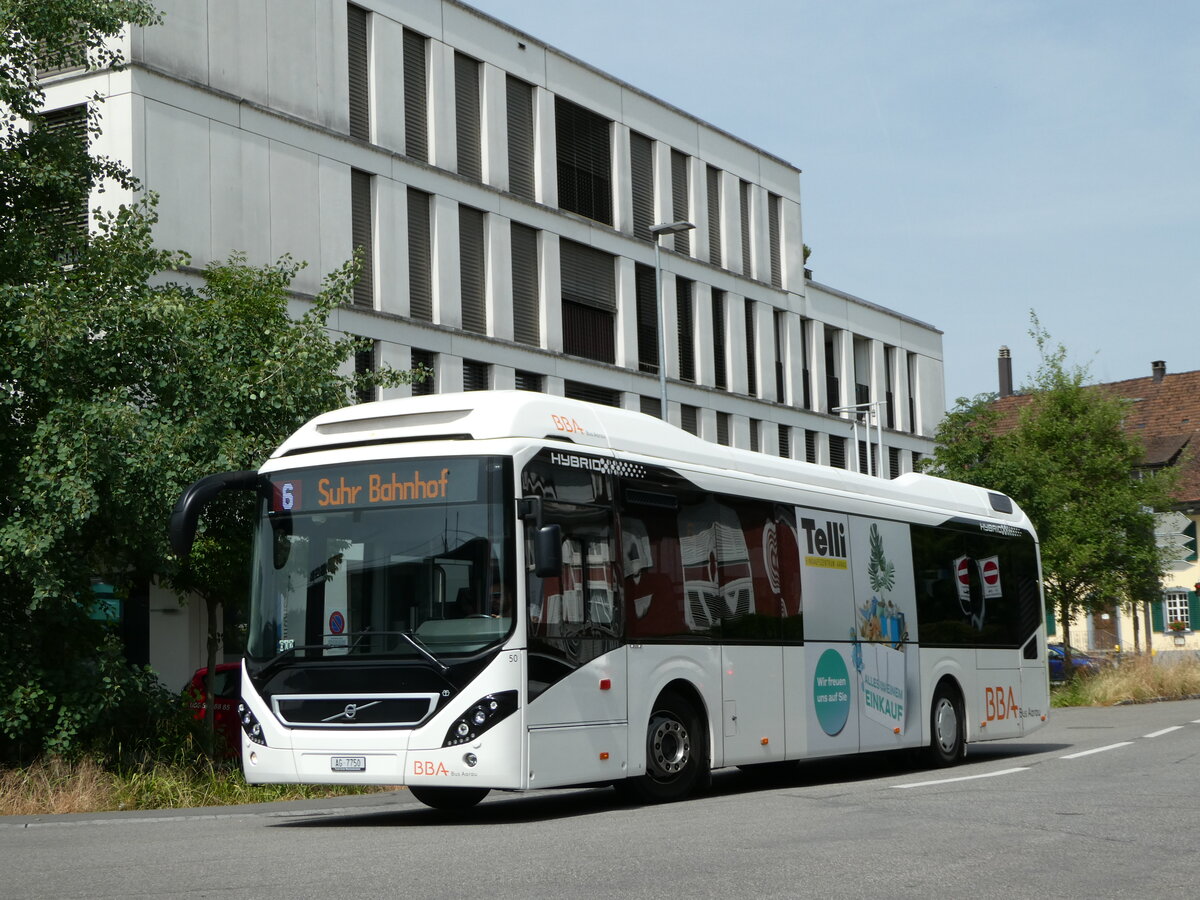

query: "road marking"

left=1060, top=741, right=1133, bottom=759
left=1191, top=719, right=1200, bottom=725
left=893, top=767, right=1028, bottom=789
left=1143, top=726, right=1184, bottom=739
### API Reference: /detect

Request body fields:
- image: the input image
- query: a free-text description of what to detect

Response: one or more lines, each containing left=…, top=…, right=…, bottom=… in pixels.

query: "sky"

left=465, top=0, right=1200, bottom=407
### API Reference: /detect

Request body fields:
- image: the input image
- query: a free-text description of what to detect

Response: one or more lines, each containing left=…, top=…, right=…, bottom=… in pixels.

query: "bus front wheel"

left=408, top=785, right=490, bottom=811
left=928, top=685, right=964, bottom=767
left=619, top=689, right=708, bottom=804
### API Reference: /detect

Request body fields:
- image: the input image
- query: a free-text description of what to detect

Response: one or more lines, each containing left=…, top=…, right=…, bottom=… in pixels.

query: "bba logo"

left=412, top=759, right=450, bottom=776
left=985, top=685, right=1018, bottom=722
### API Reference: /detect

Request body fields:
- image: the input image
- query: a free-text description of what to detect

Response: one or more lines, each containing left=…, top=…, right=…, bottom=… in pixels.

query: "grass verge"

left=1051, top=653, right=1200, bottom=707
left=0, top=756, right=390, bottom=817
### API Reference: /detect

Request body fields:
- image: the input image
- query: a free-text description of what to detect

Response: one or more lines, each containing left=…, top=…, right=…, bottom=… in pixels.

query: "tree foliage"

left=920, top=316, right=1177, bottom=650
left=1, top=0, right=419, bottom=762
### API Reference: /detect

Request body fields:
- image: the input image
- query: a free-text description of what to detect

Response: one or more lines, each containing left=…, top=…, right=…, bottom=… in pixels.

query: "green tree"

left=920, top=316, right=1176, bottom=659
left=1, top=1, right=423, bottom=761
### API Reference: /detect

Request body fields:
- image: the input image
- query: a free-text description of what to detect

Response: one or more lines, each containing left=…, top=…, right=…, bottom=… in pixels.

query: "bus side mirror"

left=169, top=470, right=261, bottom=558
left=534, top=524, right=562, bottom=577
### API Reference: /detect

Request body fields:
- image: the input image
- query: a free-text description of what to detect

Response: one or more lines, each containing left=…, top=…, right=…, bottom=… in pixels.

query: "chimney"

left=998, top=346, right=1013, bottom=398
left=1152, top=360, right=1166, bottom=383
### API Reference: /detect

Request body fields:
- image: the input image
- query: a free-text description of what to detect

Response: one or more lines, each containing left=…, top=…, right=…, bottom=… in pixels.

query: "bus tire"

left=621, top=689, right=708, bottom=804
left=408, top=785, right=490, bottom=811
left=928, top=684, right=964, bottom=767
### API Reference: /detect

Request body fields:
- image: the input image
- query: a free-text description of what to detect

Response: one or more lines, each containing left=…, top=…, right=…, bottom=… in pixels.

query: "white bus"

left=171, top=392, right=1049, bottom=810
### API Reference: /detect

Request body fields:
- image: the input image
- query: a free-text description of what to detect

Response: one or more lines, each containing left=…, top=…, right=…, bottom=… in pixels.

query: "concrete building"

left=38, top=0, right=945, bottom=688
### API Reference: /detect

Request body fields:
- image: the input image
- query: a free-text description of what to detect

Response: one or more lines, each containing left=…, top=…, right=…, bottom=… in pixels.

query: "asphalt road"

left=4, top=698, right=1199, bottom=900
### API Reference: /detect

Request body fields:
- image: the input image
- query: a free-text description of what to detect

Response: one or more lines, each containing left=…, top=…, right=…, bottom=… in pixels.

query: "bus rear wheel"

left=408, top=785, right=490, bottom=811
left=928, top=685, right=964, bottom=767
left=619, top=689, right=708, bottom=804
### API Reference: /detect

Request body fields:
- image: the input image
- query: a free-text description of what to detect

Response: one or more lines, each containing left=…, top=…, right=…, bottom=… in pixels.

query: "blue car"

left=1047, top=644, right=1104, bottom=682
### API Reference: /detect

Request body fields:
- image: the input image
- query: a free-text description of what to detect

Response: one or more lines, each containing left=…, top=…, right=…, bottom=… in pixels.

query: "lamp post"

left=832, top=400, right=887, bottom=477
left=649, top=221, right=695, bottom=421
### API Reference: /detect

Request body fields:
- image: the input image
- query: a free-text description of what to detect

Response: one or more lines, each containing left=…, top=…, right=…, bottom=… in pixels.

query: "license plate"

left=331, top=756, right=366, bottom=772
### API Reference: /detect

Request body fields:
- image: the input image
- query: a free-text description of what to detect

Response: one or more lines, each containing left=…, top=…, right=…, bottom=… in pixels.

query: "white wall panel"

left=144, top=100, right=211, bottom=262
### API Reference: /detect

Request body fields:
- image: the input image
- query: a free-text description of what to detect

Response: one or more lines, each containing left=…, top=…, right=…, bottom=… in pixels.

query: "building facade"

left=38, top=0, right=945, bottom=687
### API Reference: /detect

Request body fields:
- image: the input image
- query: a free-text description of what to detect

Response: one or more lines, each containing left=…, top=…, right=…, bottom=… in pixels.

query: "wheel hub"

left=648, top=714, right=690, bottom=778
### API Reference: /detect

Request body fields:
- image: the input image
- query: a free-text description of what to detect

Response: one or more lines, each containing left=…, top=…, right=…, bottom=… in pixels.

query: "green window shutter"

left=1189, top=591, right=1200, bottom=630
left=1045, top=607, right=1056, bottom=637
left=1151, top=599, right=1165, bottom=633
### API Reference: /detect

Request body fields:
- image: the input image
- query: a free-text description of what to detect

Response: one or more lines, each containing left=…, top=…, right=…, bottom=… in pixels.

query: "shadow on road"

left=272, top=739, right=1069, bottom=829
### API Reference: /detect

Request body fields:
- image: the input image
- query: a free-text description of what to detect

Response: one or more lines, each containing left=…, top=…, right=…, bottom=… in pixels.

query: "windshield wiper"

left=337, top=629, right=449, bottom=673
left=255, top=641, right=339, bottom=681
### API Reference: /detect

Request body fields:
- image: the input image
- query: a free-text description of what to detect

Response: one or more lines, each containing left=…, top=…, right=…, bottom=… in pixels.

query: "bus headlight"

left=442, top=691, right=518, bottom=747
left=238, top=701, right=267, bottom=747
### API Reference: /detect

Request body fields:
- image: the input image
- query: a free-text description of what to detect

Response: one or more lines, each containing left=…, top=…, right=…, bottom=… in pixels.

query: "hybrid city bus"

left=170, top=391, right=1049, bottom=810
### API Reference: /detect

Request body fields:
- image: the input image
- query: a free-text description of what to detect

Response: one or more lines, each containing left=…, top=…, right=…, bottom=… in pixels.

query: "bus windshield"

left=247, top=456, right=515, bottom=665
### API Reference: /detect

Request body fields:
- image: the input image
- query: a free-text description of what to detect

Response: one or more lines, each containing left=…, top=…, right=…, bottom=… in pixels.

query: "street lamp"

left=832, top=400, right=887, bottom=477
left=649, top=221, right=695, bottom=421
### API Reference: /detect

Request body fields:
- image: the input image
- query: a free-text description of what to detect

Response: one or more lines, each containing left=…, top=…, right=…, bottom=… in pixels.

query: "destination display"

left=267, top=458, right=483, bottom=514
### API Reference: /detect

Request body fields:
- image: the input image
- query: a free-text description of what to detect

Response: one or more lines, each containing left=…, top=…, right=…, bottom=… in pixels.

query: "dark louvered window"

left=858, top=440, right=870, bottom=475
left=354, top=338, right=377, bottom=404
left=890, top=446, right=901, bottom=479
left=707, top=165, right=721, bottom=266
left=459, top=205, right=485, bottom=333
left=825, top=332, right=840, bottom=411
left=749, top=419, right=760, bottom=453
left=670, top=150, right=689, bottom=254
left=35, top=37, right=86, bottom=77
left=635, top=263, right=658, bottom=374
left=565, top=382, right=619, bottom=408
left=829, top=435, right=847, bottom=469
left=716, top=412, right=730, bottom=446
left=630, top=131, right=654, bottom=242
left=410, top=349, right=436, bottom=396
left=507, top=75, right=535, bottom=201
left=680, top=404, right=698, bottom=436
left=39, top=106, right=89, bottom=239
left=347, top=5, right=369, bottom=141
left=768, top=192, right=782, bottom=288
left=774, top=309, right=786, bottom=403
left=407, top=187, right=432, bottom=321
left=403, top=29, right=428, bottom=161
left=455, top=52, right=481, bottom=180
left=511, top=222, right=539, bottom=346
left=561, top=239, right=615, bottom=363
left=640, top=395, right=660, bottom=419
left=351, top=169, right=373, bottom=308
left=778, top=424, right=791, bottom=459
left=744, top=299, right=758, bottom=397
left=740, top=180, right=752, bottom=277
left=712, top=289, right=727, bottom=390
left=556, top=97, right=611, bottom=225
left=800, top=318, right=812, bottom=409
left=806, top=429, right=817, bottom=464
left=463, top=359, right=488, bottom=391
left=676, top=278, right=694, bottom=383
left=515, top=370, right=543, bottom=392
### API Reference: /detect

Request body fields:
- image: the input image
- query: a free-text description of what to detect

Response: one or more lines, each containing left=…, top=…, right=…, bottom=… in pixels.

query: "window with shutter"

left=515, top=370, right=543, bottom=392
left=354, top=338, right=377, bottom=403
left=712, top=289, right=727, bottom=390
left=829, top=435, right=847, bottom=469
left=676, top=278, right=694, bottom=383
left=555, top=97, right=612, bottom=225
left=774, top=309, right=786, bottom=403
left=635, top=263, right=658, bottom=374
left=680, top=404, right=698, bottom=436
left=630, top=132, right=654, bottom=242
left=744, top=299, right=757, bottom=397
left=640, top=396, right=660, bottom=419
left=38, top=106, right=89, bottom=241
left=511, top=223, right=539, bottom=345
left=889, top=447, right=901, bottom=479
left=507, top=76, right=535, bottom=201
left=778, top=425, right=791, bottom=459
left=403, top=29, right=428, bottom=161
left=347, top=5, right=370, bottom=141
left=671, top=150, right=689, bottom=254
left=560, top=239, right=615, bottom=363
left=805, top=430, right=817, bottom=464
left=749, top=419, right=760, bottom=453
left=717, top=412, right=730, bottom=447
left=565, top=382, right=619, bottom=407
left=351, top=169, right=373, bottom=308
left=707, top=165, right=721, bottom=266
left=459, top=206, right=486, bottom=333
left=455, top=52, right=481, bottom=180
left=740, top=180, right=752, bottom=277
left=407, top=187, right=432, bottom=321
left=410, top=349, right=436, bottom=396
left=463, top=359, right=488, bottom=391
left=768, top=192, right=782, bottom=288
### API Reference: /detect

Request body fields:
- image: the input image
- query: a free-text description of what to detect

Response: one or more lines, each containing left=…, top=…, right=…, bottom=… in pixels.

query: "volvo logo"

left=321, top=700, right=381, bottom=723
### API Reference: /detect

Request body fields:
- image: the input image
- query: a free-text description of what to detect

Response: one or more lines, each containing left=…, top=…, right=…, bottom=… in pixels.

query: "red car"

left=185, top=663, right=242, bottom=757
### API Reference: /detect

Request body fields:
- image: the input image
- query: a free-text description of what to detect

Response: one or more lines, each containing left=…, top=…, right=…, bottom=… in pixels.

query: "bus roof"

left=272, top=391, right=1026, bottom=528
